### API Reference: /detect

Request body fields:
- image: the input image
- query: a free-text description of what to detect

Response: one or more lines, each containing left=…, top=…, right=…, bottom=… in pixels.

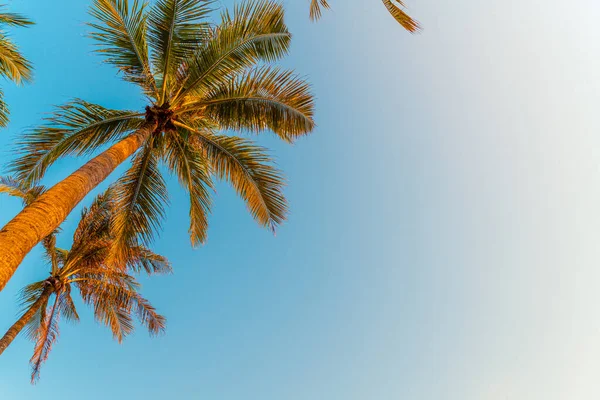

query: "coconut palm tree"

left=0, top=181, right=170, bottom=383
left=0, top=0, right=314, bottom=290
left=0, top=5, right=34, bottom=126
left=309, top=0, right=420, bottom=32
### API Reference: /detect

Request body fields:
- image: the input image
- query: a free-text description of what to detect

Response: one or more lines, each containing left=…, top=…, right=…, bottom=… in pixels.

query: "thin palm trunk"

left=0, top=285, right=52, bottom=355
left=0, top=129, right=151, bottom=291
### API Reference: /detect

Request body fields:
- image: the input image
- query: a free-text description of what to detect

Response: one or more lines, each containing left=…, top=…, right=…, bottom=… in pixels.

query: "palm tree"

left=309, top=0, right=420, bottom=32
left=0, top=180, right=170, bottom=383
left=0, top=0, right=314, bottom=290
left=0, top=5, right=34, bottom=126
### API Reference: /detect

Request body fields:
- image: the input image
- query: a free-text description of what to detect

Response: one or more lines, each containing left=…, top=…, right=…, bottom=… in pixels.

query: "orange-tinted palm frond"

left=309, top=0, right=329, bottom=21
left=382, top=0, right=420, bottom=32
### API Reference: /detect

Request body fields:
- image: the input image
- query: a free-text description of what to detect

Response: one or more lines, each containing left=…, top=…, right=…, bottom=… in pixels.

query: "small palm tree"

left=309, top=0, right=420, bottom=32
left=0, top=0, right=314, bottom=290
left=0, top=5, right=34, bottom=126
left=0, top=179, right=170, bottom=383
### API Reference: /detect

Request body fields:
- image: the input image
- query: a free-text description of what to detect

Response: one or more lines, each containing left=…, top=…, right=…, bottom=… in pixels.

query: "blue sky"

left=2, top=0, right=600, bottom=398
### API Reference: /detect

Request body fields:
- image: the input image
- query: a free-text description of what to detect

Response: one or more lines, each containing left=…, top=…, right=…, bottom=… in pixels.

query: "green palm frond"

left=0, top=32, right=32, bottom=84
left=309, top=0, right=329, bottom=21
left=110, top=141, right=169, bottom=262
left=162, top=128, right=213, bottom=245
left=172, top=0, right=290, bottom=103
left=177, top=121, right=287, bottom=231
left=382, top=0, right=420, bottom=32
left=148, top=0, right=213, bottom=102
left=188, top=66, right=314, bottom=142
left=9, top=100, right=144, bottom=184
left=89, top=0, right=157, bottom=97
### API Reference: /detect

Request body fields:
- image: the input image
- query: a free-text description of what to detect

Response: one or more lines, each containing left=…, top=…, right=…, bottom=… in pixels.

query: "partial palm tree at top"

left=0, top=180, right=170, bottom=383
left=309, top=0, right=420, bottom=33
left=0, top=5, right=33, bottom=126
left=0, top=0, right=314, bottom=290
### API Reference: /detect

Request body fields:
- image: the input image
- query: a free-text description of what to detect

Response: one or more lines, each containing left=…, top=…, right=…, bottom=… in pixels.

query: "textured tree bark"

left=0, top=285, right=52, bottom=355
left=0, top=129, right=151, bottom=291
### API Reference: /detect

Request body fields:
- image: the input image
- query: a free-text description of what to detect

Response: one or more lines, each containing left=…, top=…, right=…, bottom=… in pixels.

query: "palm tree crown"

left=0, top=5, right=33, bottom=126
left=309, top=0, right=420, bottom=32
left=9, top=0, right=314, bottom=265
left=0, top=178, right=170, bottom=383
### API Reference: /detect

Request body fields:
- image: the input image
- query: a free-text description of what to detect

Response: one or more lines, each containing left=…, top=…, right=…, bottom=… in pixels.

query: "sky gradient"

left=1, top=0, right=600, bottom=398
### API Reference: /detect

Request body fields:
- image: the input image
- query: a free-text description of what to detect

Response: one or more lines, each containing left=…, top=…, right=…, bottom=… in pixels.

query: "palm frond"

left=78, top=275, right=164, bottom=341
left=57, top=286, right=79, bottom=323
left=382, top=0, right=420, bottom=32
left=110, top=140, right=169, bottom=263
left=18, top=281, right=47, bottom=315
left=188, top=66, right=314, bottom=142
left=0, top=87, right=8, bottom=128
left=162, top=128, right=213, bottom=245
left=177, top=121, right=287, bottom=231
left=72, top=188, right=114, bottom=246
left=0, top=32, right=32, bottom=84
left=29, top=293, right=60, bottom=383
left=0, top=8, right=34, bottom=27
left=88, top=0, right=157, bottom=97
left=9, top=100, right=144, bottom=185
left=172, top=0, right=290, bottom=103
left=127, top=245, right=173, bottom=274
left=309, top=0, right=329, bottom=21
left=148, top=0, right=213, bottom=102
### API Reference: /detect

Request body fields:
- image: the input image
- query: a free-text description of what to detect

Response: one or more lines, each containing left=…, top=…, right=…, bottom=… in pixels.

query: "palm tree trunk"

left=0, top=285, right=52, bottom=355
left=0, top=129, right=151, bottom=291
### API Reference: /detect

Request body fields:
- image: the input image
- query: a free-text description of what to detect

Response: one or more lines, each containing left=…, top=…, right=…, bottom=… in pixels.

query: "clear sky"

left=1, top=0, right=600, bottom=398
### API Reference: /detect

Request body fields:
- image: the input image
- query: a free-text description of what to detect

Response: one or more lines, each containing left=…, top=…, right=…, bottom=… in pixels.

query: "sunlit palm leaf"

left=148, top=0, right=212, bottom=102
left=172, top=0, right=290, bottom=103
left=127, top=245, right=173, bottom=274
left=177, top=121, right=287, bottom=231
left=29, top=294, right=60, bottom=383
left=0, top=32, right=32, bottom=84
left=9, top=100, right=144, bottom=185
left=89, top=0, right=157, bottom=97
left=110, top=140, right=169, bottom=263
left=189, top=66, right=314, bottom=142
left=162, top=128, right=213, bottom=245
left=0, top=7, right=34, bottom=27
left=382, top=0, right=420, bottom=32
left=309, top=0, right=329, bottom=21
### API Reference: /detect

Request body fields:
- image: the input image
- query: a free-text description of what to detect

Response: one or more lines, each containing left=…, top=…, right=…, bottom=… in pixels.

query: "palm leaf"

left=382, top=0, right=420, bottom=32
left=110, top=140, right=169, bottom=263
left=148, top=0, right=212, bottom=102
left=177, top=121, right=287, bottom=231
left=9, top=100, right=144, bottom=184
left=172, top=0, right=290, bottom=103
left=127, top=245, right=173, bottom=274
left=88, top=0, right=157, bottom=97
left=309, top=0, right=329, bottom=21
left=29, top=293, right=60, bottom=383
left=187, top=66, right=314, bottom=142
left=0, top=8, right=34, bottom=27
left=0, top=32, right=32, bottom=84
left=162, top=128, right=213, bottom=245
